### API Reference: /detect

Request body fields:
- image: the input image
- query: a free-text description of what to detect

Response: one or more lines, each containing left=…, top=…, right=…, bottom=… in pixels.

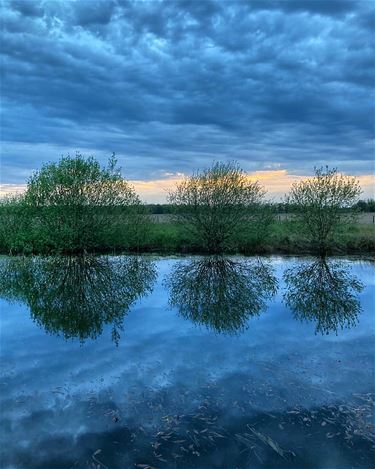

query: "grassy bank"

left=1, top=209, right=374, bottom=256
left=138, top=221, right=375, bottom=255
left=3, top=221, right=373, bottom=256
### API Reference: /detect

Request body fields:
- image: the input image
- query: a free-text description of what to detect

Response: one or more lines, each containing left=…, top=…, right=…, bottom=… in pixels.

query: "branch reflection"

left=165, top=256, right=278, bottom=334
left=0, top=255, right=156, bottom=344
left=283, top=257, right=363, bottom=334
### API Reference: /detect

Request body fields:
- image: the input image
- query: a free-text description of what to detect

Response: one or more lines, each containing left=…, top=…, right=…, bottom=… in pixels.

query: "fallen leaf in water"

left=247, top=425, right=296, bottom=460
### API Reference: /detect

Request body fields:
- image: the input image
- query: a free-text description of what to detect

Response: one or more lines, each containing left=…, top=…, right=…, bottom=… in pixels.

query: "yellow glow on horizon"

left=1, top=170, right=374, bottom=203
left=130, top=170, right=375, bottom=202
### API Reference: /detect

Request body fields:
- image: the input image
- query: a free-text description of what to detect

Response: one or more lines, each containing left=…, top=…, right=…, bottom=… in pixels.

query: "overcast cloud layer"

left=1, top=0, right=374, bottom=189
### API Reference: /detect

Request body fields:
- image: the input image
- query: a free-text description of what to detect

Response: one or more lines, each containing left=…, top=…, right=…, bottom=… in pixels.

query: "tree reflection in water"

left=0, top=255, right=156, bottom=344
left=283, top=257, right=363, bottom=334
left=165, top=256, right=278, bottom=334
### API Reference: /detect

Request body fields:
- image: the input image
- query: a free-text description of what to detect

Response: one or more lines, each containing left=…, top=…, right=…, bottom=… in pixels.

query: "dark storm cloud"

left=74, top=0, right=116, bottom=26
left=0, top=0, right=374, bottom=183
left=10, top=0, right=44, bottom=17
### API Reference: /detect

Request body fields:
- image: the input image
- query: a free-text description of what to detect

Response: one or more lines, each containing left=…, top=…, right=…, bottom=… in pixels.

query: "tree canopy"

left=168, top=161, right=270, bottom=252
left=22, top=153, right=143, bottom=253
left=287, top=167, right=361, bottom=254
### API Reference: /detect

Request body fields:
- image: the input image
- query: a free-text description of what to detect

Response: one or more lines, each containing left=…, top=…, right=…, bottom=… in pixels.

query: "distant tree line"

left=352, top=199, right=375, bottom=212
left=0, top=155, right=364, bottom=255
left=146, top=204, right=175, bottom=214
left=146, top=200, right=374, bottom=214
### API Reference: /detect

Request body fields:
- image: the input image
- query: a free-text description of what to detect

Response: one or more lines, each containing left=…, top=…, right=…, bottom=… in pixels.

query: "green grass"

left=262, top=222, right=375, bottom=255
left=132, top=221, right=375, bottom=255
left=1, top=216, right=374, bottom=255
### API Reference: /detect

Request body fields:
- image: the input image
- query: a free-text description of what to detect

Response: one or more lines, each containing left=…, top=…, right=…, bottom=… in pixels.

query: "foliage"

left=0, top=161, right=371, bottom=255
left=0, top=213, right=373, bottom=256
left=1, top=217, right=373, bottom=255
left=0, top=255, right=156, bottom=344
left=287, top=167, right=361, bottom=254
left=165, top=256, right=277, bottom=334
left=0, top=195, right=34, bottom=254
left=276, top=199, right=375, bottom=213
left=20, top=153, right=147, bottom=253
left=168, top=161, right=272, bottom=253
left=146, top=204, right=175, bottom=214
left=353, top=199, right=375, bottom=212
left=283, top=257, right=363, bottom=334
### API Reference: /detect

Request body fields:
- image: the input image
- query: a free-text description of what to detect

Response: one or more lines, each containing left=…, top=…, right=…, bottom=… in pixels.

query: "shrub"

left=168, top=161, right=271, bottom=253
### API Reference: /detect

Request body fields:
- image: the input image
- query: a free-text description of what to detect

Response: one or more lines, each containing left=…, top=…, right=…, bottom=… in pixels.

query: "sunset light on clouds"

left=2, top=170, right=374, bottom=203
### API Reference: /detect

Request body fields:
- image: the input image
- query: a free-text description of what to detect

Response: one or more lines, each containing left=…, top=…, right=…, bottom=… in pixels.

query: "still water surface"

left=0, top=255, right=374, bottom=468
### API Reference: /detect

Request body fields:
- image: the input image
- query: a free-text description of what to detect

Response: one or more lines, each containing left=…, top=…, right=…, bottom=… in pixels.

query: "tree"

left=287, top=167, right=361, bottom=255
left=23, top=153, right=144, bottom=253
left=0, top=195, right=34, bottom=254
left=168, top=161, right=270, bottom=252
left=353, top=199, right=375, bottom=212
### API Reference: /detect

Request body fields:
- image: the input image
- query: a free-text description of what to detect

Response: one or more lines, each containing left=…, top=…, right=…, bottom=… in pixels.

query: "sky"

left=1, top=0, right=374, bottom=202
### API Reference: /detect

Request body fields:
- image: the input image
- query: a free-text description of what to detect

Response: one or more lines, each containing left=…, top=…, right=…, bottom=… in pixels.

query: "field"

left=142, top=219, right=375, bottom=255
left=1, top=209, right=374, bottom=255
left=150, top=212, right=375, bottom=224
